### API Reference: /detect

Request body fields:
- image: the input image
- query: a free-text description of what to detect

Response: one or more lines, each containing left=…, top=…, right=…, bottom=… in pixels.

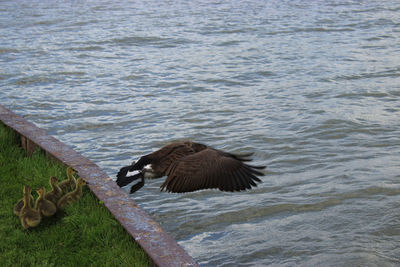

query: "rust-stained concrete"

left=0, top=104, right=199, bottom=267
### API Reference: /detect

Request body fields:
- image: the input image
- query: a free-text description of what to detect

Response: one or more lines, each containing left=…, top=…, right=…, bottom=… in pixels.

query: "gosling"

left=35, top=187, right=57, bottom=217
left=13, top=184, right=34, bottom=217
left=57, top=178, right=86, bottom=209
left=45, top=176, right=63, bottom=204
left=20, top=186, right=41, bottom=229
left=58, top=166, right=77, bottom=193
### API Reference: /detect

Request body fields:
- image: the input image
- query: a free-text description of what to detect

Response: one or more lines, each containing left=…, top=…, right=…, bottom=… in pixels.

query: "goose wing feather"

left=161, top=148, right=264, bottom=193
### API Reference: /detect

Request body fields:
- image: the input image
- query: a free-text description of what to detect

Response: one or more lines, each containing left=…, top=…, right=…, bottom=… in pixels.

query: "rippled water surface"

left=1, top=0, right=400, bottom=265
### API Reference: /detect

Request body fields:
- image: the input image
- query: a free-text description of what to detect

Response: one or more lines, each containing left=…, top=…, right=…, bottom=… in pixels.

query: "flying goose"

left=116, top=141, right=265, bottom=194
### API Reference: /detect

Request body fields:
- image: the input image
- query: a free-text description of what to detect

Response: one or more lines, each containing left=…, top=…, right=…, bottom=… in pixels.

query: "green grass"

left=0, top=123, right=149, bottom=267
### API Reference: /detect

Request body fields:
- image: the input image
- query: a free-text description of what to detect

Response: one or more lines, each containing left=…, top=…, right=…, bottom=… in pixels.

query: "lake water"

left=1, top=0, right=400, bottom=266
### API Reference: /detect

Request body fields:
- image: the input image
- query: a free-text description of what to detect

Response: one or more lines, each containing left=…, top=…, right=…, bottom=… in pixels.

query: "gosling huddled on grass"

left=35, top=186, right=57, bottom=217
left=58, top=166, right=77, bottom=193
left=20, top=186, right=41, bottom=229
left=13, top=168, right=86, bottom=229
left=13, top=184, right=34, bottom=217
left=45, top=176, right=63, bottom=204
left=57, top=178, right=86, bottom=209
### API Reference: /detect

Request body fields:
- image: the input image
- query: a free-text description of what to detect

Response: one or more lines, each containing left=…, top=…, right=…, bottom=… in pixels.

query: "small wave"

left=266, top=27, right=354, bottom=36
left=332, top=68, right=400, bottom=81
left=0, top=48, right=19, bottom=54
left=95, top=35, right=195, bottom=48
left=233, top=71, right=276, bottom=82
left=337, top=185, right=400, bottom=198
left=300, top=119, right=361, bottom=134
left=67, top=19, right=99, bottom=27
left=256, top=71, right=275, bottom=77
left=360, top=45, right=388, bottom=49
left=175, top=86, right=214, bottom=93
left=14, top=75, right=60, bottom=86
left=292, top=27, right=355, bottom=33
left=53, top=71, right=86, bottom=76
left=121, top=74, right=146, bottom=81
left=216, top=40, right=242, bottom=47
left=66, top=45, right=104, bottom=52
left=0, top=74, right=15, bottom=81
left=298, top=119, right=390, bottom=142
left=155, top=80, right=189, bottom=89
left=31, top=18, right=64, bottom=27
left=201, top=27, right=257, bottom=35
left=365, top=35, right=393, bottom=41
left=389, top=90, right=400, bottom=97
left=202, top=78, right=248, bottom=87
left=335, top=91, right=390, bottom=99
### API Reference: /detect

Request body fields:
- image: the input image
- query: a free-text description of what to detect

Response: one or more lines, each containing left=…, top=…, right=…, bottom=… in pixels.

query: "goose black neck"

left=129, top=156, right=151, bottom=171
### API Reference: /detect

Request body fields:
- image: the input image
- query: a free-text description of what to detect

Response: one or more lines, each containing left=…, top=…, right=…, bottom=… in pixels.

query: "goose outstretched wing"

left=161, top=148, right=264, bottom=193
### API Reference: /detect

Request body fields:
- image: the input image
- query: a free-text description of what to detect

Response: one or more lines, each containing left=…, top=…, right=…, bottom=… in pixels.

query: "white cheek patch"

left=127, top=170, right=141, bottom=177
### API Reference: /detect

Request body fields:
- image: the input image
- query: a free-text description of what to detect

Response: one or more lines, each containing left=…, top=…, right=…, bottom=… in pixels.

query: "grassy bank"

left=0, top=123, right=149, bottom=266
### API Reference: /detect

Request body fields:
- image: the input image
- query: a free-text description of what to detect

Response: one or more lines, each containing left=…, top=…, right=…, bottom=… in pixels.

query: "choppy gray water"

left=1, top=0, right=400, bottom=265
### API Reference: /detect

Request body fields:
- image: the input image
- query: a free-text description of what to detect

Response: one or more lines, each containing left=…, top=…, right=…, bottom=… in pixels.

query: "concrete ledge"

left=0, top=104, right=199, bottom=267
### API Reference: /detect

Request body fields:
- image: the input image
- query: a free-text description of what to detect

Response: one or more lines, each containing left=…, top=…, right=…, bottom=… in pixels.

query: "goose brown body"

left=116, top=141, right=265, bottom=193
